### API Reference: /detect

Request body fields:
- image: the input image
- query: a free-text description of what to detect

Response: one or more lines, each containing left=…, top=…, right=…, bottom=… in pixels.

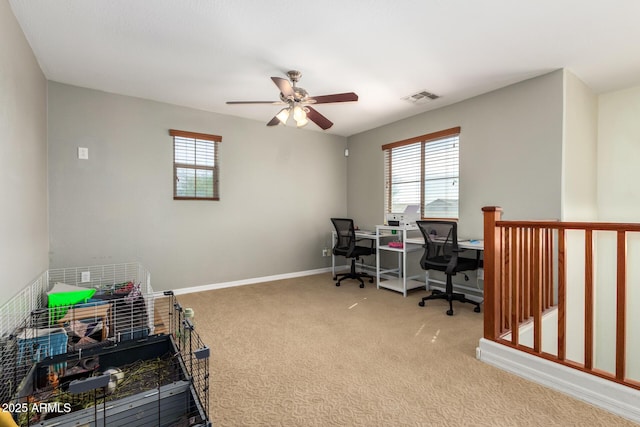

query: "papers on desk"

left=460, top=239, right=482, bottom=245
left=460, top=239, right=484, bottom=249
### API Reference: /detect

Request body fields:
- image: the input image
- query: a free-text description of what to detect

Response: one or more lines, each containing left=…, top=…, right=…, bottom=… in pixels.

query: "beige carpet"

left=176, top=273, right=637, bottom=426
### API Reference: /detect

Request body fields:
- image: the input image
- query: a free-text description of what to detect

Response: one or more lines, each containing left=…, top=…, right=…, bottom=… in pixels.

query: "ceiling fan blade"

left=305, top=106, right=333, bottom=130
left=226, top=101, right=284, bottom=105
left=266, top=116, right=281, bottom=126
left=271, top=77, right=295, bottom=98
left=309, top=92, right=358, bottom=104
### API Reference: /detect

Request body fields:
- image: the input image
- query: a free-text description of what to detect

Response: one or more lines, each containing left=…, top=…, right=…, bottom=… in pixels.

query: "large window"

left=382, top=127, right=460, bottom=219
left=170, top=129, right=222, bottom=200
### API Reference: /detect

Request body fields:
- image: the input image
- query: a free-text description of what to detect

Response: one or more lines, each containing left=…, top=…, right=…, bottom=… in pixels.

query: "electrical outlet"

left=322, top=248, right=329, bottom=257
left=81, top=271, right=90, bottom=282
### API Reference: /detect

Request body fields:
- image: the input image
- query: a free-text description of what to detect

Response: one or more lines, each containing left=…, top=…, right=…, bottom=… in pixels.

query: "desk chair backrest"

left=331, top=218, right=356, bottom=257
left=416, top=220, right=460, bottom=273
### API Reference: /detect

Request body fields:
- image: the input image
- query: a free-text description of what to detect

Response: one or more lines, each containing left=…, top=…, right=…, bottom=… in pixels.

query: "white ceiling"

left=9, top=0, right=640, bottom=137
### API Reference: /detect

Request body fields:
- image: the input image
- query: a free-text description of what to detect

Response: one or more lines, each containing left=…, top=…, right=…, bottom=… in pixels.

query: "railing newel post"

left=482, top=206, right=503, bottom=341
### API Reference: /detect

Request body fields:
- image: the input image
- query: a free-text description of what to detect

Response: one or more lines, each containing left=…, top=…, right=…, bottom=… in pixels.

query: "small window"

left=382, top=127, right=460, bottom=219
left=170, top=129, right=222, bottom=200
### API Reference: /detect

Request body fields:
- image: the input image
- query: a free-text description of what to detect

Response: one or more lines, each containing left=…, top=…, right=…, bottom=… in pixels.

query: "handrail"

left=482, top=206, right=640, bottom=390
left=496, top=219, right=640, bottom=232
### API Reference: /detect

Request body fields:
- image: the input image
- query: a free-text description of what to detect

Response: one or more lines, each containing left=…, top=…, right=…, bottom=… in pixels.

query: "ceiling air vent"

left=402, top=90, right=440, bottom=104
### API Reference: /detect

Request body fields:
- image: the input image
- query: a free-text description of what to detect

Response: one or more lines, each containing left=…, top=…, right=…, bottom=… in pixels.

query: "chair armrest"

left=355, top=238, right=375, bottom=249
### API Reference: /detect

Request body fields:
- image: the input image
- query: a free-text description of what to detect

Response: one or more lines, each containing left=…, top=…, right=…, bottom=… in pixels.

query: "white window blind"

left=383, top=127, right=460, bottom=219
left=170, top=129, right=222, bottom=200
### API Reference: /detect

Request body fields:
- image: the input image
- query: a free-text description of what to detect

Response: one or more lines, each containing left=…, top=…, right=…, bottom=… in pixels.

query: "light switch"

left=78, top=147, right=89, bottom=160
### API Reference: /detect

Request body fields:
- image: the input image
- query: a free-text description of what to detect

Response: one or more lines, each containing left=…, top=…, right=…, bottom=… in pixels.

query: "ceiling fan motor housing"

left=280, top=87, right=309, bottom=103
left=287, top=70, right=302, bottom=83
left=280, top=70, right=309, bottom=103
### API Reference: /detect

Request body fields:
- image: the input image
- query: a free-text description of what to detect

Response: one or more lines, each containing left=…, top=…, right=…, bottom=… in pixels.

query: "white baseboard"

left=171, top=267, right=333, bottom=295
left=477, top=338, right=640, bottom=423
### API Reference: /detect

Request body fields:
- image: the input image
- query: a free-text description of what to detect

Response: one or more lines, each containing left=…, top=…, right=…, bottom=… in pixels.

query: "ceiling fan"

left=226, top=70, right=358, bottom=130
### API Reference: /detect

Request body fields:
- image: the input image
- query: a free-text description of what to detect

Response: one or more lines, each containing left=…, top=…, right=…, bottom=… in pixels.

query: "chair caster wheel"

left=359, top=283, right=365, bottom=288
left=418, top=301, right=425, bottom=307
left=335, top=283, right=340, bottom=287
left=369, top=278, right=374, bottom=283
left=332, top=276, right=337, bottom=280
left=474, top=306, right=481, bottom=313
left=446, top=309, right=454, bottom=316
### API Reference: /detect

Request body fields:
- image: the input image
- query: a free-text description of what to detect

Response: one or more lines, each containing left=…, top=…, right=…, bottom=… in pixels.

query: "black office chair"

left=330, top=218, right=375, bottom=288
left=416, top=220, right=481, bottom=316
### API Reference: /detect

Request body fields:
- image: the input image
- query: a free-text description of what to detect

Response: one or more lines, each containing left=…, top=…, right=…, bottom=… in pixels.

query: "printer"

left=386, top=205, right=420, bottom=228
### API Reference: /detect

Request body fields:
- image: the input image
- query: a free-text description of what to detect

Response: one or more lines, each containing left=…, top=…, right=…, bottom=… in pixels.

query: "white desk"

left=331, top=230, right=378, bottom=279
left=375, top=225, right=425, bottom=296
left=331, top=227, right=485, bottom=298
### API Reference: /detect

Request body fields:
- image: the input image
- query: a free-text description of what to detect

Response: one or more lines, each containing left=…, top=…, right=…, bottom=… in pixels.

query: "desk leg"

left=331, top=232, right=336, bottom=279
left=376, top=233, right=380, bottom=289
left=402, top=249, right=407, bottom=297
left=332, top=252, right=336, bottom=279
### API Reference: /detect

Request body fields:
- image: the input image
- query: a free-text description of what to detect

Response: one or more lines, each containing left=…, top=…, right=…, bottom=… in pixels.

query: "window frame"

left=382, top=127, right=460, bottom=220
left=170, top=129, right=222, bottom=201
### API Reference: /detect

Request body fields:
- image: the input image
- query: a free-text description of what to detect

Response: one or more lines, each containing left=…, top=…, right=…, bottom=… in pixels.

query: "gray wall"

left=0, top=9, right=570, bottom=303
left=47, top=82, right=347, bottom=291
left=562, top=70, right=598, bottom=221
left=0, top=0, right=48, bottom=306
left=346, top=70, right=564, bottom=238
left=560, top=69, right=598, bottom=364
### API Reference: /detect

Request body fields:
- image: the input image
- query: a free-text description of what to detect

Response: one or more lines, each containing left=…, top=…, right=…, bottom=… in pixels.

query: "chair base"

left=418, top=289, right=481, bottom=316
left=334, top=258, right=374, bottom=288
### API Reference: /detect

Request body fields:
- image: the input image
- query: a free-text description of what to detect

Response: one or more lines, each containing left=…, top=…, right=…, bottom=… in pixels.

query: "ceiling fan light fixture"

left=276, top=107, right=290, bottom=124
left=293, top=105, right=308, bottom=127
left=295, top=115, right=309, bottom=128
left=293, top=105, right=305, bottom=120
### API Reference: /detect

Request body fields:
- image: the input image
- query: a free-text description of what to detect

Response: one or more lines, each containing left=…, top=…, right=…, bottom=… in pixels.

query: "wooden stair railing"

left=482, top=206, right=640, bottom=390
